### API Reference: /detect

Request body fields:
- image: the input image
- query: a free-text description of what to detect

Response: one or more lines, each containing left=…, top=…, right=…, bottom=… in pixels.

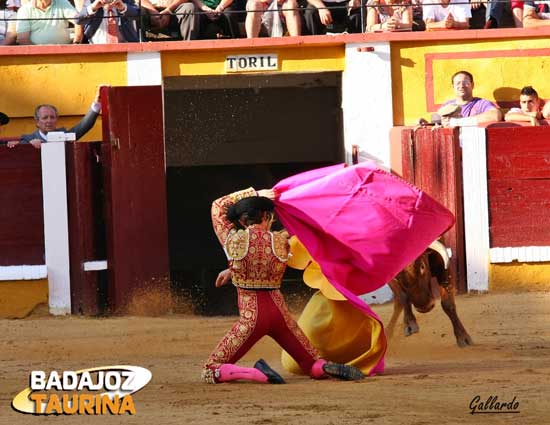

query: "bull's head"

left=393, top=240, right=451, bottom=313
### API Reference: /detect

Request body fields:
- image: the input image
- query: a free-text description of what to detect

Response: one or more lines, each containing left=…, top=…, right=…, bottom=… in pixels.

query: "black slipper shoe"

left=254, top=359, right=286, bottom=384
left=322, top=362, right=365, bottom=381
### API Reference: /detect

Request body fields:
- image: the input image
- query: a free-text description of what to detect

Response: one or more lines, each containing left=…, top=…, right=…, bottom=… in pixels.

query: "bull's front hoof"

left=456, top=333, right=474, bottom=347
left=404, top=322, right=419, bottom=336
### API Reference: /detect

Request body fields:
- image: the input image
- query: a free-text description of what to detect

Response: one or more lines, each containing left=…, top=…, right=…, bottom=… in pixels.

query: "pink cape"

left=274, top=162, right=455, bottom=374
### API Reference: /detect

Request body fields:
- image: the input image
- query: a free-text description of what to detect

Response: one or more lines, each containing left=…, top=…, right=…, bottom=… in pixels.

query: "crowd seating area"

left=0, top=0, right=548, bottom=45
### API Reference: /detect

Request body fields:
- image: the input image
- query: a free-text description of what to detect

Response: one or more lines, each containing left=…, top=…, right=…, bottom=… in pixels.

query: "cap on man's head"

left=437, top=103, right=462, bottom=117
left=0, top=112, right=9, bottom=126
left=226, top=196, right=275, bottom=222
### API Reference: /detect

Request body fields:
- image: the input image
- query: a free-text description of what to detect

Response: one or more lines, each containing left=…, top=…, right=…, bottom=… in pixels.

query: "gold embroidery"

left=203, top=290, right=258, bottom=371
left=229, top=228, right=290, bottom=289
left=226, top=230, right=249, bottom=260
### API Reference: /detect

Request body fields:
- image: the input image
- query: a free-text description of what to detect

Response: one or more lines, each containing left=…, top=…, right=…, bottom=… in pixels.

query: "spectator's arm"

left=399, top=6, right=413, bottom=30
left=366, top=5, right=380, bottom=31
left=140, top=0, right=159, bottom=11
left=16, top=31, right=31, bottom=44
left=307, top=0, right=332, bottom=25
left=159, top=0, right=188, bottom=13
left=1, top=30, right=17, bottom=45
left=505, top=110, right=540, bottom=126
left=523, top=7, right=550, bottom=27
left=475, top=107, right=503, bottom=123
left=542, top=101, right=550, bottom=119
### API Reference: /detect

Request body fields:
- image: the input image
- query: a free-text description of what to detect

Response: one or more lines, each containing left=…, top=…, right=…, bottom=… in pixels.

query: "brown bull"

left=387, top=241, right=473, bottom=347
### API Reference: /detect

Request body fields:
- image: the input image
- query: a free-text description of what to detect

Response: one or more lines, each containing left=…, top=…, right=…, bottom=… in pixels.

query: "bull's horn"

left=428, top=240, right=450, bottom=270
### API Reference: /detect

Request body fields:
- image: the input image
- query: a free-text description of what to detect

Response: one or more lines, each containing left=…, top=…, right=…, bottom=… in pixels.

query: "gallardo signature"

left=469, top=395, right=520, bottom=415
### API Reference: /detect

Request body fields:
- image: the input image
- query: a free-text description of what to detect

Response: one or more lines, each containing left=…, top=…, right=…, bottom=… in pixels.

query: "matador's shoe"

left=322, top=362, right=366, bottom=381
left=254, top=359, right=286, bottom=384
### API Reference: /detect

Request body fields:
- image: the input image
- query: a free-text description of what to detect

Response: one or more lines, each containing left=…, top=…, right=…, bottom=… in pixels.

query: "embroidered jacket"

left=211, top=188, right=290, bottom=289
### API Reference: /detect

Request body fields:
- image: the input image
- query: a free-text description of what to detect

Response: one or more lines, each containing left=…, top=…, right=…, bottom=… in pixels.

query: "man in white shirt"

left=423, top=0, right=471, bottom=29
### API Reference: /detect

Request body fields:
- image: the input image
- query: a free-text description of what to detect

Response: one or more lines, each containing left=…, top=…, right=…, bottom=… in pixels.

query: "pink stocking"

left=217, top=364, right=268, bottom=383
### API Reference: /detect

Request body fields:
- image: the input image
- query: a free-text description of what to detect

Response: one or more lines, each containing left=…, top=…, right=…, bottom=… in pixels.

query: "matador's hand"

left=215, top=269, right=232, bottom=288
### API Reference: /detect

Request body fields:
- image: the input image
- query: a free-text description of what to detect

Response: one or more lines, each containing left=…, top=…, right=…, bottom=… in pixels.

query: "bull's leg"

left=439, top=285, right=473, bottom=347
left=402, top=300, right=419, bottom=336
left=386, top=295, right=404, bottom=339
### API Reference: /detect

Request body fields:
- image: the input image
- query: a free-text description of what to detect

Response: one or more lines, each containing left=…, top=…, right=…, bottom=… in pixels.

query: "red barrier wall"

left=0, top=146, right=44, bottom=265
left=486, top=126, right=550, bottom=247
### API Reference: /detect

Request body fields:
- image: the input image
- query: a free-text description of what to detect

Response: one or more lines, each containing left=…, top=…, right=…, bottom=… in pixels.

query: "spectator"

left=0, top=0, right=18, bottom=44
left=76, top=0, right=139, bottom=43
left=367, top=0, right=413, bottom=32
left=16, top=0, right=78, bottom=44
left=423, top=0, right=471, bottom=30
left=15, top=86, right=103, bottom=149
left=246, top=0, right=301, bottom=37
left=505, top=86, right=545, bottom=126
left=511, top=0, right=523, bottom=27
left=484, top=0, right=518, bottom=28
left=440, top=70, right=502, bottom=125
left=522, top=0, right=550, bottom=27
left=304, top=0, right=360, bottom=35
left=139, top=6, right=183, bottom=40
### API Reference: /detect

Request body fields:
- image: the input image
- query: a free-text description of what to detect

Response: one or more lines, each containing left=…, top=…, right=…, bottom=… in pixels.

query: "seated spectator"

left=144, top=0, right=240, bottom=40
left=246, top=0, right=301, bottom=37
left=16, top=0, right=78, bottom=44
left=484, top=0, right=518, bottom=28
left=139, top=6, right=183, bottom=40
left=423, top=0, right=470, bottom=30
left=367, top=0, right=413, bottom=32
left=76, top=0, right=139, bottom=43
left=522, top=0, right=550, bottom=27
left=0, top=0, right=18, bottom=44
left=14, top=86, right=103, bottom=149
left=440, top=70, right=502, bottom=125
left=304, top=0, right=359, bottom=35
left=511, top=0, right=523, bottom=27
left=505, top=86, right=545, bottom=126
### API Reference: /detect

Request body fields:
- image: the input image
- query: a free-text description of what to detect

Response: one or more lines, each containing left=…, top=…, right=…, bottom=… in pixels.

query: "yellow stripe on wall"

left=162, top=46, right=345, bottom=77
left=0, top=54, right=128, bottom=119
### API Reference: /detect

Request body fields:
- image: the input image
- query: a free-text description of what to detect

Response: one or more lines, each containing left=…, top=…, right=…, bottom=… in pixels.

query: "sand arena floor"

left=1, top=289, right=549, bottom=425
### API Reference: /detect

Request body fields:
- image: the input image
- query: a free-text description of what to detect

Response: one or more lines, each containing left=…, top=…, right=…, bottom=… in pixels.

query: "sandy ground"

left=1, top=289, right=549, bottom=425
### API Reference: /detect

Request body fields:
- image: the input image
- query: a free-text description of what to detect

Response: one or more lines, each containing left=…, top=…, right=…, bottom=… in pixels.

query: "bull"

left=387, top=240, right=473, bottom=347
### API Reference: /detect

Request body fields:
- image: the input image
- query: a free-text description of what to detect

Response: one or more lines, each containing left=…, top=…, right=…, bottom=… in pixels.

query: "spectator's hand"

left=214, top=4, right=224, bottom=14
left=29, top=139, right=42, bottom=150
left=201, top=5, right=218, bottom=20
left=383, top=16, right=399, bottom=30
left=348, top=0, right=360, bottom=8
left=90, top=0, right=106, bottom=12
left=7, top=140, right=19, bottom=148
left=319, top=8, right=333, bottom=25
left=470, top=1, right=482, bottom=10
left=215, top=269, right=232, bottom=288
left=114, top=0, right=126, bottom=11
left=444, top=12, right=455, bottom=28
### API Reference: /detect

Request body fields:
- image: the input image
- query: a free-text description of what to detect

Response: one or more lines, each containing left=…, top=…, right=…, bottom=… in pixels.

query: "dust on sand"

left=1, top=290, right=549, bottom=425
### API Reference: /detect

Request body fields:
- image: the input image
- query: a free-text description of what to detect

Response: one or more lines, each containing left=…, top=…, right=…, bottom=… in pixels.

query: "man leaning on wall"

left=439, top=70, right=503, bottom=126
left=8, top=86, right=104, bottom=149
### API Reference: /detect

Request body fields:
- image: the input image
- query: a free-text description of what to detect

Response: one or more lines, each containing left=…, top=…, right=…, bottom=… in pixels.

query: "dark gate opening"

left=164, top=72, right=343, bottom=315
